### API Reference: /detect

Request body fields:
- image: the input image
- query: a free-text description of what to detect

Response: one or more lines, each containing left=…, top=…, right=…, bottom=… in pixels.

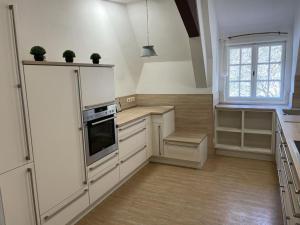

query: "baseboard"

left=216, top=149, right=275, bottom=161
left=68, top=160, right=149, bottom=225
left=150, top=156, right=203, bottom=169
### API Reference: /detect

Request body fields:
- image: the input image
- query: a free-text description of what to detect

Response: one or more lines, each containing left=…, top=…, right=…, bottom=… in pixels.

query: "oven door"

left=85, top=114, right=118, bottom=165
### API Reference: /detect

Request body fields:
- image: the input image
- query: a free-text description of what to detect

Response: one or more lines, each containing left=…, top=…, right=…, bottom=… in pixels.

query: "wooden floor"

left=76, top=156, right=282, bottom=225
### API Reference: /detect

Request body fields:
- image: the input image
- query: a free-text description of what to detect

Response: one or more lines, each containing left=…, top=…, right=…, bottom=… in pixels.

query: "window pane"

left=241, top=48, right=252, bottom=64
left=270, top=45, right=282, bottom=62
left=256, top=81, right=268, bottom=97
left=270, top=63, right=281, bottom=80
left=229, top=82, right=239, bottom=97
left=229, top=66, right=239, bottom=81
left=240, top=82, right=251, bottom=97
left=269, top=81, right=280, bottom=97
left=230, top=48, right=240, bottom=64
left=240, top=65, right=251, bottom=81
left=258, top=46, right=270, bottom=63
left=257, top=64, right=269, bottom=80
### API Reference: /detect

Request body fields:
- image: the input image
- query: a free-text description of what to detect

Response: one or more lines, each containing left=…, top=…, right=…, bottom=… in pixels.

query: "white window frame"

left=224, top=41, right=286, bottom=104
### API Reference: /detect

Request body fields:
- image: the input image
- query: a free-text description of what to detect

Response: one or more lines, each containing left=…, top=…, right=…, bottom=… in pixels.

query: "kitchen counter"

left=116, top=106, right=174, bottom=127
left=276, top=109, right=300, bottom=180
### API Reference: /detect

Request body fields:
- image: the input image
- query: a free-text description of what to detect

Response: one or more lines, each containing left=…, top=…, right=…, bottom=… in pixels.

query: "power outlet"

left=126, top=97, right=136, bottom=103
left=126, top=97, right=131, bottom=103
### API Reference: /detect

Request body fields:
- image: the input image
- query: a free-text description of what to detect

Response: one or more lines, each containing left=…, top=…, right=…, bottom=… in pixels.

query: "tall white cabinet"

left=0, top=2, right=38, bottom=225
left=23, top=65, right=90, bottom=223
left=0, top=1, right=31, bottom=175
left=0, top=164, right=39, bottom=225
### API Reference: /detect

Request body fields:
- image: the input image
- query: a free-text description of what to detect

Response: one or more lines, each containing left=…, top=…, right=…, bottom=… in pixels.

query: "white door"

left=0, top=163, right=39, bottom=225
left=80, top=67, right=115, bottom=108
left=0, top=1, right=30, bottom=174
left=23, top=65, right=86, bottom=215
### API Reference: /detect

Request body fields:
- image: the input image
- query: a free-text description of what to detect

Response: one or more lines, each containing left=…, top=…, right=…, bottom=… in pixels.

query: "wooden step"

left=163, top=131, right=207, bottom=145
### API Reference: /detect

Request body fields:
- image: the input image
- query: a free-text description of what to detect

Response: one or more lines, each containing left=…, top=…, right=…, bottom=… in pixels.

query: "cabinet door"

left=0, top=1, right=30, bottom=174
left=146, top=117, right=153, bottom=158
left=0, top=164, right=38, bottom=225
left=80, top=67, right=115, bottom=108
left=24, top=65, right=86, bottom=215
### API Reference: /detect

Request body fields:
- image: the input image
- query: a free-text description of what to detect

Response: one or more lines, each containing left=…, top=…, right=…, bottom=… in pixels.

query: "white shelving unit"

left=215, top=108, right=275, bottom=155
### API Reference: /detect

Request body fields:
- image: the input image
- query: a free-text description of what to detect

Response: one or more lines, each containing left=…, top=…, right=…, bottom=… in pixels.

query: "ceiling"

left=108, top=0, right=140, bottom=3
left=214, top=0, right=297, bottom=36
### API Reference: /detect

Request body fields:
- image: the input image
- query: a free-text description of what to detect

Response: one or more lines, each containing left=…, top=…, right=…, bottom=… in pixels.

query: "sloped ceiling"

left=214, top=0, right=297, bottom=36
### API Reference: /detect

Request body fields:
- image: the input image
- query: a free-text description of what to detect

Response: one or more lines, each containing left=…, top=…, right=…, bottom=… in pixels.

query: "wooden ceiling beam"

left=175, top=0, right=200, bottom=38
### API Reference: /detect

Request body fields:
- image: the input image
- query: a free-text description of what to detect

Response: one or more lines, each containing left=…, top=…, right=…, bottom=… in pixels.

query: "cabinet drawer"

left=120, top=146, right=147, bottom=181
left=280, top=188, right=292, bottom=225
left=89, top=163, right=119, bottom=204
left=118, top=119, right=146, bottom=138
left=88, top=151, right=119, bottom=179
left=163, top=138, right=207, bottom=165
left=119, top=128, right=146, bottom=159
left=41, top=188, right=89, bottom=225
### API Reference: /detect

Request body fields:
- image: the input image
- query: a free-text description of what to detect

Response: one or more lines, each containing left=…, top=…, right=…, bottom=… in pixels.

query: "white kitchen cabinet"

left=146, top=117, right=153, bottom=158
left=23, top=65, right=87, bottom=215
left=152, top=110, right=175, bottom=156
left=79, top=66, right=115, bottom=109
left=120, top=146, right=147, bottom=181
left=0, top=163, right=39, bottom=225
left=89, top=162, right=119, bottom=204
left=0, top=1, right=31, bottom=175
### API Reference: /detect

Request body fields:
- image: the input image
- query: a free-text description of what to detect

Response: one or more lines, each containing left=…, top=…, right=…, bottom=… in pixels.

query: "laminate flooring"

left=76, top=156, right=282, bottom=225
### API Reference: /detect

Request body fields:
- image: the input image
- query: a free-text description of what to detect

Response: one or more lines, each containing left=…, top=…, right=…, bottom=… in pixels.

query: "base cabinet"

left=0, top=163, right=38, bottom=225
left=89, top=163, right=120, bottom=204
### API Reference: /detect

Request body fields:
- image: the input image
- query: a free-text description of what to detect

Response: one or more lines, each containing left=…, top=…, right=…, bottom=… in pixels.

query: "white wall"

left=13, top=0, right=140, bottom=97
left=292, top=1, right=300, bottom=77
left=136, top=61, right=211, bottom=94
left=128, top=0, right=212, bottom=94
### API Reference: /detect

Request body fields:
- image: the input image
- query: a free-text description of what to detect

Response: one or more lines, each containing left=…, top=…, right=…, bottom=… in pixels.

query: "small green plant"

left=63, top=50, right=76, bottom=63
left=90, top=53, right=101, bottom=64
left=30, top=46, right=46, bottom=61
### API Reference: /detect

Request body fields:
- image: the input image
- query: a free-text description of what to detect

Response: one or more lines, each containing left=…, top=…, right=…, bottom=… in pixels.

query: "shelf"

left=215, top=144, right=242, bottom=151
left=244, top=129, right=272, bottom=135
left=216, top=131, right=241, bottom=147
left=216, top=127, right=242, bottom=133
left=215, top=144, right=272, bottom=155
left=244, top=111, right=273, bottom=131
left=217, top=110, right=242, bottom=129
left=244, top=133, right=272, bottom=150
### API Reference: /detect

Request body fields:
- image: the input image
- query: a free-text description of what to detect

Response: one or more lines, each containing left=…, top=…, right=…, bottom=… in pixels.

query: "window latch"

left=252, top=71, right=255, bottom=77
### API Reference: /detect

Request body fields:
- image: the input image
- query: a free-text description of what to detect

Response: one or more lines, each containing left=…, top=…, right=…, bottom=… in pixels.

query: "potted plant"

left=30, top=46, right=46, bottom=61
left=63, top=50, right=76, bottom=63
left=90, top=53, right=101, bottom=64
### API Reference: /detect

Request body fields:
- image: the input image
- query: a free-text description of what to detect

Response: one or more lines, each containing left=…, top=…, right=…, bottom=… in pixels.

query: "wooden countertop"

left=276, top=109, right=300, bottom=181
left=116, top=106, right=174, bottom=127
left=216, top=104, right=284, bottom=111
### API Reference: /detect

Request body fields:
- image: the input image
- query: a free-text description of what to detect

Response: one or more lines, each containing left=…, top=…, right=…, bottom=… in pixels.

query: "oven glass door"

left=86, top=115, right=116, bottom=164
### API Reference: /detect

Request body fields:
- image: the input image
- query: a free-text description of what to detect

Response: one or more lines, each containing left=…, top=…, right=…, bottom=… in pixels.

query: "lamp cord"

left=146, top=0, right=150, bottom=46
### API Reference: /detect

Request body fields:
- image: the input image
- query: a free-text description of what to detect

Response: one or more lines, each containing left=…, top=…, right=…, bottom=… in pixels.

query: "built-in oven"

left=83, top=103, right=118, bottom=166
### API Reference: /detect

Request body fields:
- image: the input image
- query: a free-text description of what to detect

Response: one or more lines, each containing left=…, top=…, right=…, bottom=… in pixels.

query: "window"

left=226, top=42, right=285, bottom=102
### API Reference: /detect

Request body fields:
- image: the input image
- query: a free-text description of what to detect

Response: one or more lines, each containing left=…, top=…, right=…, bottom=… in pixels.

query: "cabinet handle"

left=120, top=145, right=147, bottom=164
left=89, top=152, right=118, bottom=171
left=9, top=5, right=31, bottom=161
left=44, top=189, right=88, bottom=222
left=90, top=164, right=119, bottom=184
left=75, top=69, right=88, bottom=185
left=282, top=144, right=300, bottom=194
left=0, top=188, right=6, bottom=225
left=164, top=141, right=198, bottom=148
left=119, top=119, right=146, bottom=131
left=119, top=128, right=146, bottom=143
left=27, top=168, right=39, bottom=225
left=91, top=116, right=116, bottom=126
left=158, top=125, right=161, bottom=156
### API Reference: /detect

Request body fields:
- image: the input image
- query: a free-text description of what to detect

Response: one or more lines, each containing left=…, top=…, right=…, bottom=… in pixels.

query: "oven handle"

left=91, top=116, right=116, bottom=126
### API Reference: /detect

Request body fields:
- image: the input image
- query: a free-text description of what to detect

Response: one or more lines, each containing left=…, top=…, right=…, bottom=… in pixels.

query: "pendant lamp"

left=141, top=0, right=157, bottom=57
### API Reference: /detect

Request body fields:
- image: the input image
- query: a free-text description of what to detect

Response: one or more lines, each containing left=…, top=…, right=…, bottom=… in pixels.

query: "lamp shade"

left=141, top=45, right=157, bottom=57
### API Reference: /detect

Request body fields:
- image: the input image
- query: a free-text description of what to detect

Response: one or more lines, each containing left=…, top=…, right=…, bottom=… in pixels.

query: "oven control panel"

left=83, top=104, right=116, bottom=122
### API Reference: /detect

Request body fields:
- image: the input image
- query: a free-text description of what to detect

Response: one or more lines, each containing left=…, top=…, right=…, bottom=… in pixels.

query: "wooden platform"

left=76, top=156, right=282, bottom=225
left=164, top=131, right=207, bottom=145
